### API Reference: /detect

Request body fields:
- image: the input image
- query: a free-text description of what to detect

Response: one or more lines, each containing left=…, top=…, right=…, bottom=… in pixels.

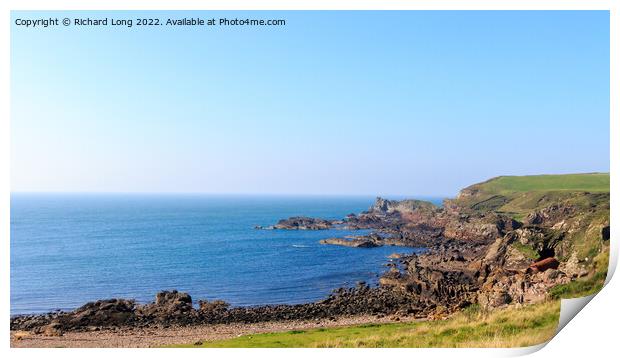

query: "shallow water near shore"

left=11, top=194, right=440, bottom=315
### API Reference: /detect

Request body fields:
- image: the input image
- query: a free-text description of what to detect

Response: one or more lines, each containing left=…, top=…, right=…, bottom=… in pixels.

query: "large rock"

left=527, top=257, right=560, bottom=273
left=69, top=299, right=135, bottom=328
left=320, top=237, right=380, bottom=248
left=139, top=290, right=194, bottom=320
left=271, top=216, right=334, bottom=230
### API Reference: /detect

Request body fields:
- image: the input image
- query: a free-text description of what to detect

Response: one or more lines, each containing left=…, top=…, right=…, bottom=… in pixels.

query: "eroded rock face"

left=442, top=214, right=520, bottom=243
left=508, top=227, right=562, bottom=259
left=524, top=204, right=576, bottom=227
left=477, top=266, right=571, bottom=308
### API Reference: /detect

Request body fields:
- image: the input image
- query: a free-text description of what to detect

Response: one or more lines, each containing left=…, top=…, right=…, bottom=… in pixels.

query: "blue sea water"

left=10, top=194, right=440, bottom=315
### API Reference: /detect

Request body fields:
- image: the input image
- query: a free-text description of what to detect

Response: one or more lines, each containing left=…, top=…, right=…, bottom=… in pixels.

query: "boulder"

left=68, top=299, right=135, bottom=328
left=528, top=257, right=560, bottom=273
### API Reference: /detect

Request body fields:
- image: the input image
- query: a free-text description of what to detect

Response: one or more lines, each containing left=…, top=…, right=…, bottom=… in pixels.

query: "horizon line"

left=9, top=191, right=454, bottom=198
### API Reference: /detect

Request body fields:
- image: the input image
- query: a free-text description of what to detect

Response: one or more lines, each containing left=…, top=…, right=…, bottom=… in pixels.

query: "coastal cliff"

left=11, top=173, right=610, bottom=337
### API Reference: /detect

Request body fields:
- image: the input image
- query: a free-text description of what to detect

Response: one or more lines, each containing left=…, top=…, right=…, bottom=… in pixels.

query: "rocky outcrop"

left=559, top=253, right=590, bottom=279
left=320, top=237, right=380, bottom=248
left=261, top=216, right=334, bottom=230
left=11, top=298, right=136, bottom=334
left=320, top=232, right=429, bottom=248
left=508, top=227, right=563, bottom=259
left=370, top=197, right=438, bottom=215
left=264, top=188, right=608, bottom=313
left=444, top=212, right=520, bottom=241
left=137, top=290, right=195, bottom=322
left=342, top=213, right=403, bottom=230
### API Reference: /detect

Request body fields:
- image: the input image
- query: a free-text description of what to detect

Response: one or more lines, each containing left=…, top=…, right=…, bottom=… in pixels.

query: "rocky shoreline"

left=11, top=177, right=610, bottom=341
left=11, top=285, right=431, bottom=337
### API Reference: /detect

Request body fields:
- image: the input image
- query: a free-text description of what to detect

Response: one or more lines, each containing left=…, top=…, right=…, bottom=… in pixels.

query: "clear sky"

left=11, top=11, right=609, bottom=196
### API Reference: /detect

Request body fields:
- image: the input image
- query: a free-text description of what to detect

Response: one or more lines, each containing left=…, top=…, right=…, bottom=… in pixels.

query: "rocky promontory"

left=266, top=174, right=610, bottom=311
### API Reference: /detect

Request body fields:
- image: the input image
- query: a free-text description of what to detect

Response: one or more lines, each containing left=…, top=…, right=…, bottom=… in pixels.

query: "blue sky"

left=11, top=11, right=609, bottom=196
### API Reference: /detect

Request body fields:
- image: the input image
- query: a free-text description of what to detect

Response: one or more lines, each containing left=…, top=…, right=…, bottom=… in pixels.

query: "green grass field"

left=455, top=173, right=610, bottom=220
left=472, top=173, right=609, bottom=194
left=171, top=300, right=560, bottom=348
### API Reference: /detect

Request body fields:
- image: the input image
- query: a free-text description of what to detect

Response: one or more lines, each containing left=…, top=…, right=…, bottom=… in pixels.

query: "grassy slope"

left=455, top=173, right=610, bottom=220
left=173, top=300, right=560, bottom=348
left=472, top=173, right=610, bottom=194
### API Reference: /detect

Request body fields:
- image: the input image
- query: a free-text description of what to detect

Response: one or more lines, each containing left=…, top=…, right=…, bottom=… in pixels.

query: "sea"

left=10, top=194, right=442, bottom=315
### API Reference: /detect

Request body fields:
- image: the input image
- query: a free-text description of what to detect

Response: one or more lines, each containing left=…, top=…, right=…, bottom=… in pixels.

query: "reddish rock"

left=528, top=257, right=560, bottom=273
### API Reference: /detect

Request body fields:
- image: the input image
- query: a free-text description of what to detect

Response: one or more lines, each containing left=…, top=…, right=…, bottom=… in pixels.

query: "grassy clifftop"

left=452, top=173, right=609, bottom=219
left=463, top=173, right=609, bottom=194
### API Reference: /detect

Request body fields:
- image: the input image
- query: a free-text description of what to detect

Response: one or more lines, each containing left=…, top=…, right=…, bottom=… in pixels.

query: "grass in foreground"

left=171, top=300, right=560, bottom=348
